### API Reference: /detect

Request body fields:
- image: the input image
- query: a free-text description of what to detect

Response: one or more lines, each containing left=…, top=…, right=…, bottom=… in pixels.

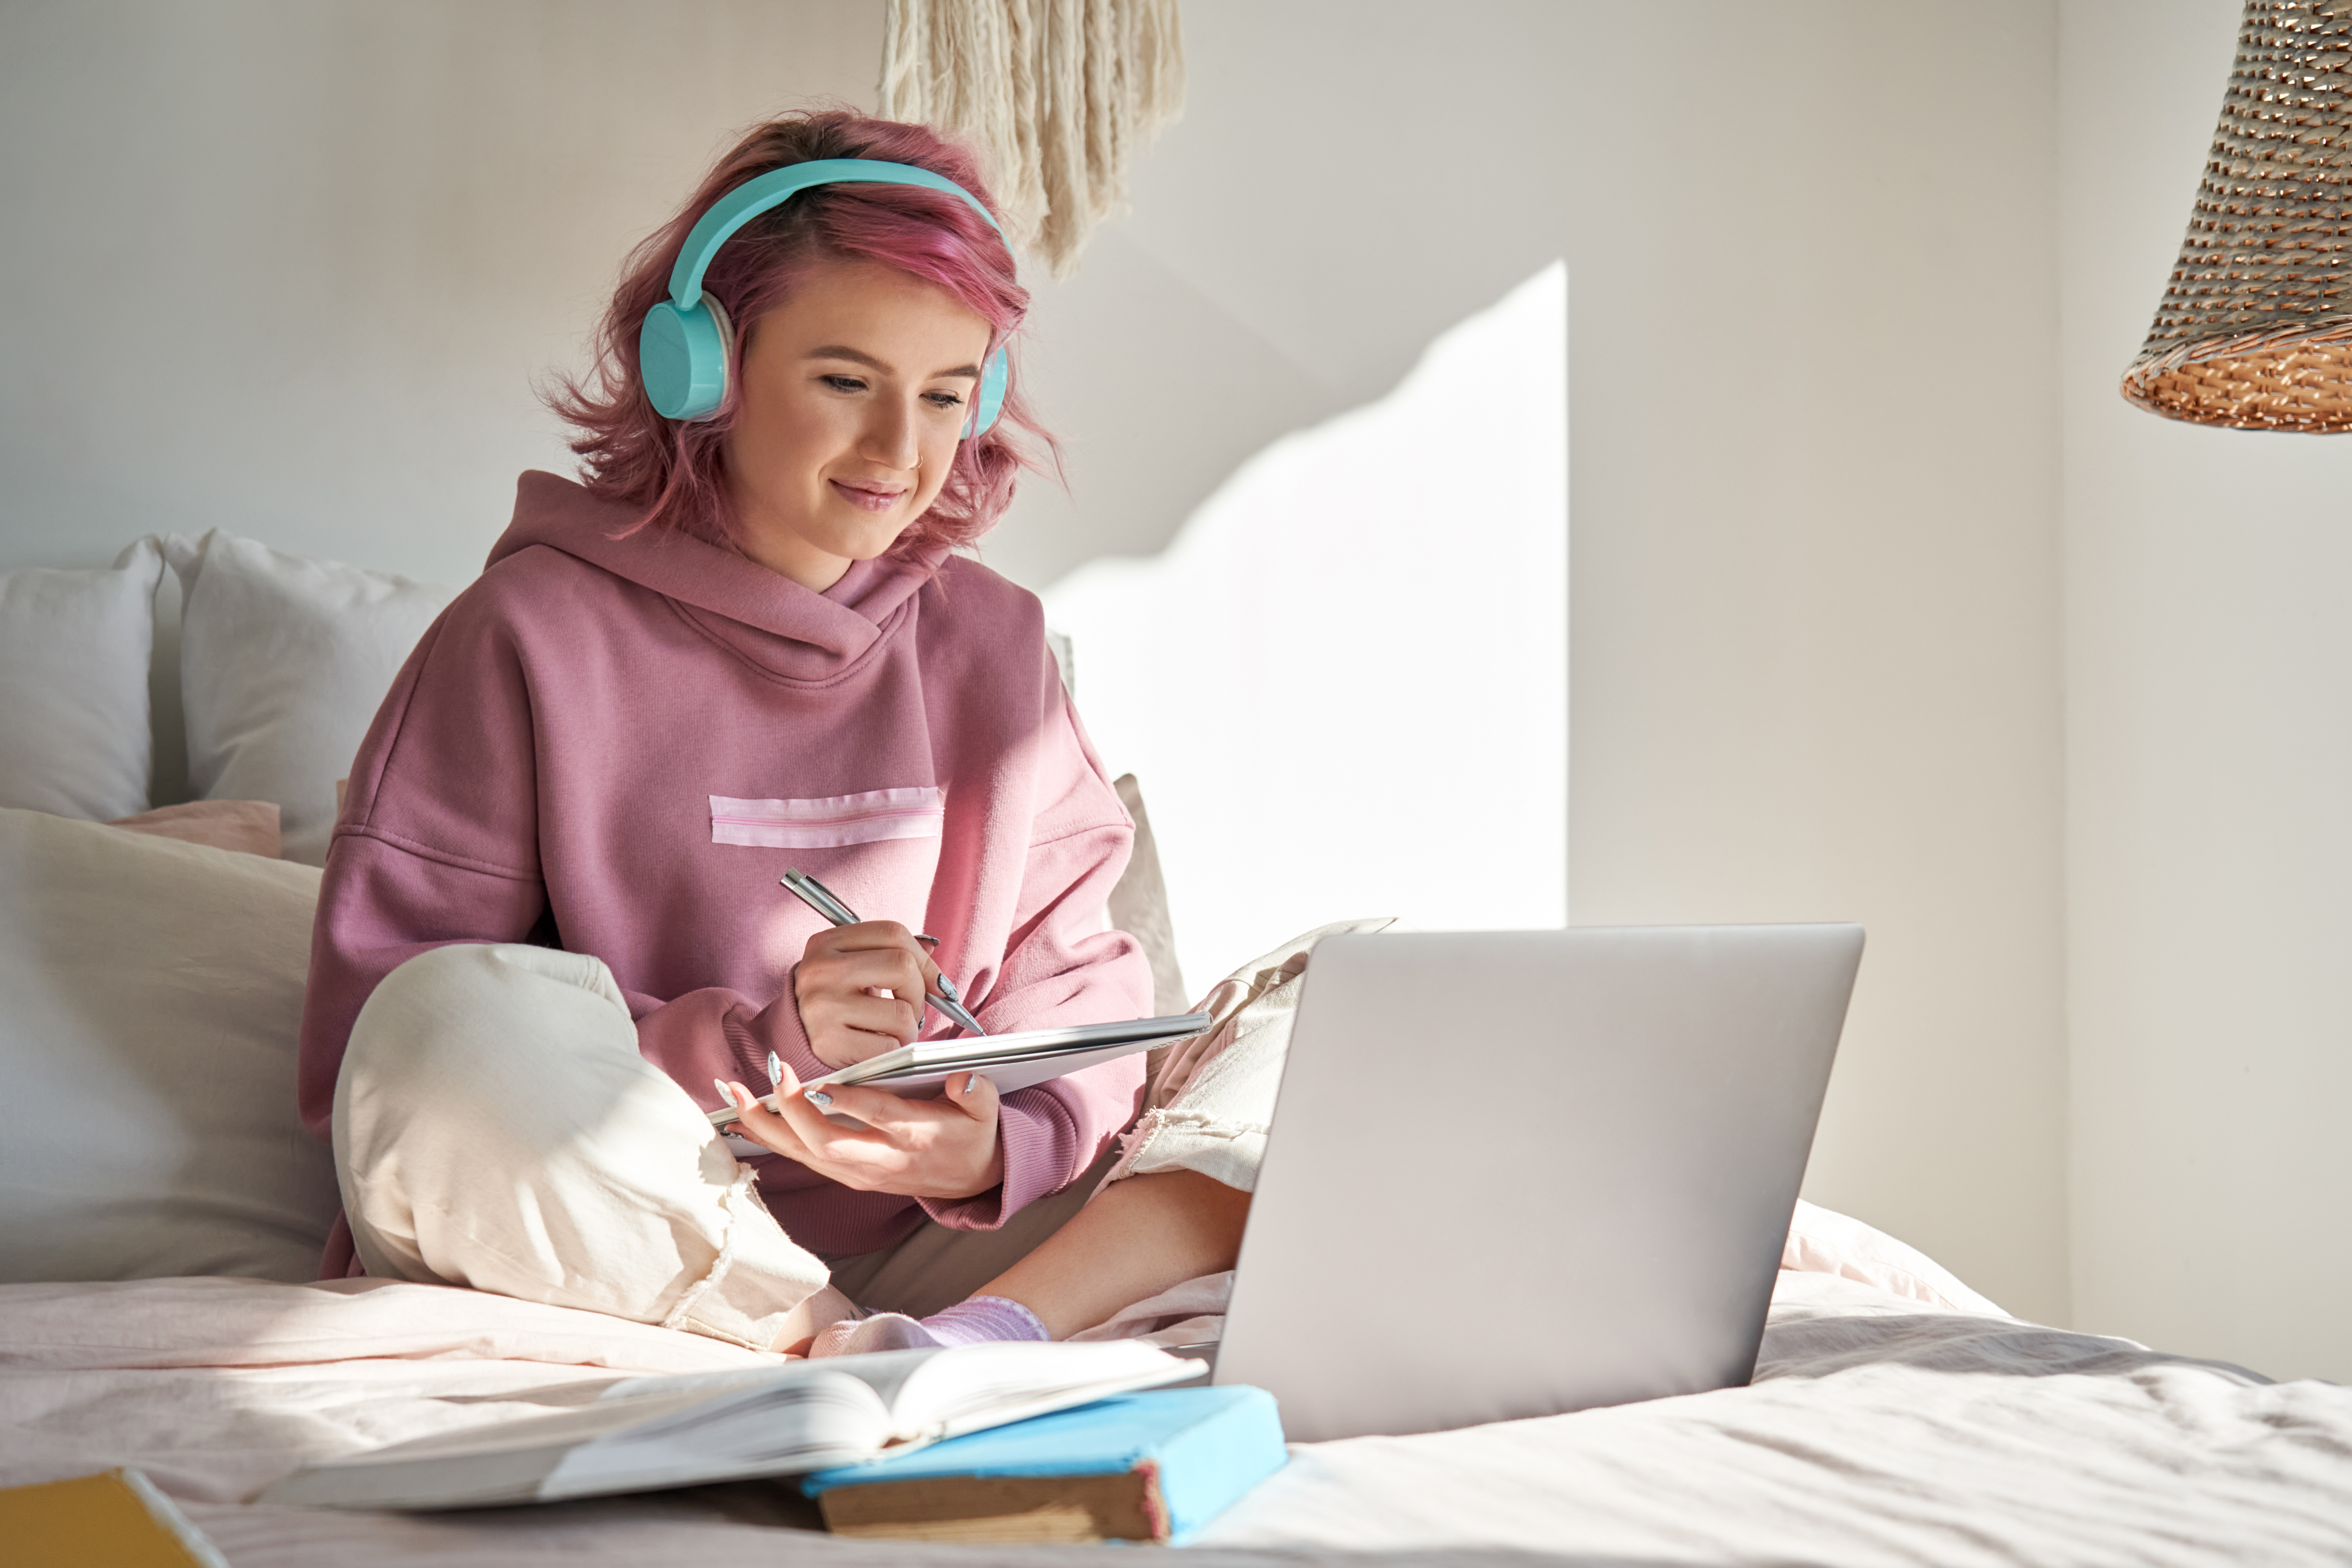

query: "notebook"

left=707, top=1011, right=1212, bottom=1119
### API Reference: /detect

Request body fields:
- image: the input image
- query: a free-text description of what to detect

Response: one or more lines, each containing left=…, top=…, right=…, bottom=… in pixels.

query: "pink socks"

left=808, top=1295, right=1049, bottom=1358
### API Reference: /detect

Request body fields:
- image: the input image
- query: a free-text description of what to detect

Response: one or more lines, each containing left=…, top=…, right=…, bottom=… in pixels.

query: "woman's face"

left=723, top=259, right=995, bottom=592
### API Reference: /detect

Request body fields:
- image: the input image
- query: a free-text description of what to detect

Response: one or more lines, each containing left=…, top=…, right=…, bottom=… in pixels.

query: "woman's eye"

left=925, top=390, right=966, bottom=409
left=821, top=375, right=866, bottom=394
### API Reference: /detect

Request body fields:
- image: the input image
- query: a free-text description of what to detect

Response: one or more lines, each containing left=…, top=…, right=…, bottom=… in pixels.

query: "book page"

left=263, top=1369, right=900, bottom=1509
left=290, top=1387, right=733, bottom=1467
left=890, top=1341, right=1204, bottom=1440
left=545, top=1374, right=894, bottom=1499
left=598, top=1351, right=929, bottom=1404
left=261, top=1344, right=1208, bottom=1510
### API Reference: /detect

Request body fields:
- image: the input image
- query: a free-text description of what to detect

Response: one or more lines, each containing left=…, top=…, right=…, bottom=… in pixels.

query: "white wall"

left=998, top=1, right=2070, bottom=1325
left=0, top=0, right=881, bottom=583
left=1043, top=265, right=1568, bottom=988
left=3, top=3, right=2075, bottom=1325
left=2062, top=0, right=2352, bottom=1382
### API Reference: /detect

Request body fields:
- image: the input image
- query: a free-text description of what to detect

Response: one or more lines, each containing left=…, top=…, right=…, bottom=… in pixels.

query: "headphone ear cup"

left=639, top=293, right=733, bottom=421
left=967, top=345, right=1010, bottom=438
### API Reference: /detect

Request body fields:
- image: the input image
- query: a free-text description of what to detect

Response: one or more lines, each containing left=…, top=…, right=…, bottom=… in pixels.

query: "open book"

left=709, top=1012, right=1213, bottom=1121
left=258, top=1339, right=1201, bottom=1512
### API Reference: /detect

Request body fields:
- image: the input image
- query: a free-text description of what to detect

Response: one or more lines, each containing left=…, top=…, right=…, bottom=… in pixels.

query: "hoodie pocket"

left=708, top=787, right=944, bottom=849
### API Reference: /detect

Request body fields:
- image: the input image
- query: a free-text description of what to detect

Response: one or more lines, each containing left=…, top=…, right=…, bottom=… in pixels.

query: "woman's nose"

left=859, top=399, right=922, bottom=471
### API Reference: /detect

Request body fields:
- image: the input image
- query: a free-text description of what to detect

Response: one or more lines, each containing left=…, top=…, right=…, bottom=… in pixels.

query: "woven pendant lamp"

left=2123, top=0, right=2352, bottom=430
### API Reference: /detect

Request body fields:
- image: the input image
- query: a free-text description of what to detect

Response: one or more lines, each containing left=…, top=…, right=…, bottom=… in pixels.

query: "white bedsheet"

left=4, top=1262, right=2348, bottom=1565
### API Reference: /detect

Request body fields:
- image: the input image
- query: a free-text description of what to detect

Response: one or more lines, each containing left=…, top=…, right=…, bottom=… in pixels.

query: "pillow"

left=0, top=805, right=337, bottom=1283
left=1780, top=1199, right=2010, bottom=1317
left=1109, top=772, right=1187, bottom=1015
left=109, top=799, right=283, bottom=859
left=0, top=540, right=162, bottom=821
left=164, top=530, right=456, bottom=866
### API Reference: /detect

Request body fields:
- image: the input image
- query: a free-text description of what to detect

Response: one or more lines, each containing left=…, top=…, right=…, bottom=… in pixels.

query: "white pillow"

left=0, top=805, right=337, bottom=1283
left=1781, top=1199, right=2010, bottom=1318
left=0, top=540, right=162, bottom=821
left=165, top=531, right=455, bottom=866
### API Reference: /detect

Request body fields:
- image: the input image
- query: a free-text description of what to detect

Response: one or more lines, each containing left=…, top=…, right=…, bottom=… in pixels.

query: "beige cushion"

left=1110, top=917, right=1395, bottom=1193
left=0, top=805, right=336, bottom=1282
left=1108, top=773, right=1186, bottom=1016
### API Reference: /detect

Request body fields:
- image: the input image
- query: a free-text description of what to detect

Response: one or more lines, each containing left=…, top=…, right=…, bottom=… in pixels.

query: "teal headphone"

left=638, top=157, right=1013, bottom=436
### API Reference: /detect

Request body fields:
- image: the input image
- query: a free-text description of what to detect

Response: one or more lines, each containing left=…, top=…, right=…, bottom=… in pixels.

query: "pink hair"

left=548, top=111, right=1049, bottom=556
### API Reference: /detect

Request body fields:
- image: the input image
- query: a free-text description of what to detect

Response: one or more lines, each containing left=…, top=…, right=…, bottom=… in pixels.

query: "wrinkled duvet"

left=2, top=1248, right=2348, bottom=1566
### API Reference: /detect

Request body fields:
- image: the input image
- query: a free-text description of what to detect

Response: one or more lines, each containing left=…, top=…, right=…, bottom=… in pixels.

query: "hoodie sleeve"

left=297, top=586, right=823, bottom=1154
left=914, top=675, right=1156, bottom=1231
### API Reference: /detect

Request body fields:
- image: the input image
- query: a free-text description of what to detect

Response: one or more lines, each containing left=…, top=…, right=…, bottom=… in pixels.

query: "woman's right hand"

left=794, top=920, right=943, bottom=1069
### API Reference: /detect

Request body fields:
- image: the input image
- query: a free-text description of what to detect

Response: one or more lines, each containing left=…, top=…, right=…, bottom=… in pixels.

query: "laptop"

left=1207, top=924, right=1864, bottom=1443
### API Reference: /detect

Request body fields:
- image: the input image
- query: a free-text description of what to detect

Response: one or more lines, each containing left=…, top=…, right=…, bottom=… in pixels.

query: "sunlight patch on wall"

left=1045, top=262, right=1568, bottom=988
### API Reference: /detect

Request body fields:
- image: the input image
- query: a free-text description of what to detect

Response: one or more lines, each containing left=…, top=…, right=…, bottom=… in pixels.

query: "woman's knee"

left=345, top=941, right=631, bottom=1098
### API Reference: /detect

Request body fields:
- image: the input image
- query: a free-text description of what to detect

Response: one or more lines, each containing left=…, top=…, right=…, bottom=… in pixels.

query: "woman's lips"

left=830, top=479, right=907, bottom=514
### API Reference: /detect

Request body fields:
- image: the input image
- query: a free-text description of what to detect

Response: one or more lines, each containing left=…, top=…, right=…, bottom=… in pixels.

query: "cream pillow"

left=1109, top=772, right=1187, bottom=1016
left=0, top=540, right=162, bottom=821
left=0, top=805, right=337, bottom=1282
left=164, top=530, right=455, bottom=866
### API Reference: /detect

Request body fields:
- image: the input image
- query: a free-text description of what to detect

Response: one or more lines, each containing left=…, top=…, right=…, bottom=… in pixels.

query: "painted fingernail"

left=713, top=1077, right=736, bottom=1107
left=913, top=933, right=941, bottom=946
left=766, top=1052, right=783, bottom=1089
left=804, top=1089, right=834, bottom=1108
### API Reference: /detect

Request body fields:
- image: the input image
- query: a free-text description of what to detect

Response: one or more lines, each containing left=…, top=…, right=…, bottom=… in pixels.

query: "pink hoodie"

left=299, top=471, right=1152, bottom=1273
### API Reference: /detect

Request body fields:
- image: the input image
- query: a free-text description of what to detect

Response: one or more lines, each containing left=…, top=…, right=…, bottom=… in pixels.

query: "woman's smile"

left=830, top=476, right=911, bottom=513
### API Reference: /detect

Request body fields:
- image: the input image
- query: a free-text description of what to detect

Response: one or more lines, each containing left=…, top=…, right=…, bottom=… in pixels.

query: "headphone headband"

left=665, top=158, right=1008, bottom=308
left=640, top=158, right=1013, bottom=432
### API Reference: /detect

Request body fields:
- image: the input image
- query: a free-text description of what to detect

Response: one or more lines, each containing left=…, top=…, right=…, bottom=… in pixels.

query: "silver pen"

left=780, top=868, right=987, bottom=1037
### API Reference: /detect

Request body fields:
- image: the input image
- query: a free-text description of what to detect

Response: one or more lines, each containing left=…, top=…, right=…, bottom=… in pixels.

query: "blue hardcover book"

left=800, top=1386, right=1286, bottom=1545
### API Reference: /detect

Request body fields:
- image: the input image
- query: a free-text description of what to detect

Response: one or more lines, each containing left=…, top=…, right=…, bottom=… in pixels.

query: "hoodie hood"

left=487, top=470, right=949, bottom=683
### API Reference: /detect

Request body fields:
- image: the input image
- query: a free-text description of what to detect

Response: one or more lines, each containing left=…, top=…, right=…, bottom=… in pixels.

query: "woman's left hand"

left=716, top=1062, right=1004, bottom=1201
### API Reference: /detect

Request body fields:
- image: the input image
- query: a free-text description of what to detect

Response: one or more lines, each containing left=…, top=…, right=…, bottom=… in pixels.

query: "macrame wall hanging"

left=2123, top=0, right=2352, bottom=431
left=878, top=0, right=1185, bottom=279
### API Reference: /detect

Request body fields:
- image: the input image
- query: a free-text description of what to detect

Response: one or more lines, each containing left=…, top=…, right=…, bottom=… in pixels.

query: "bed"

left=3, top=531, right=2349, bottom=1564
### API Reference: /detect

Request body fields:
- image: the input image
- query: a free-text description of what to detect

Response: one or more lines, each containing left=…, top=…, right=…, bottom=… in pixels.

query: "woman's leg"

left=973, top=1168, right=1251, bottom=1339
left=822, top=1145, right=1122, bottom=1320
left=336, top=942, right=849, bottom=1351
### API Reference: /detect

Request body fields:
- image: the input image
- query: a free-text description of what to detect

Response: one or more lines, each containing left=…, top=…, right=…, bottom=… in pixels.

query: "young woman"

left=296, top=111, right=1252, bottom=1354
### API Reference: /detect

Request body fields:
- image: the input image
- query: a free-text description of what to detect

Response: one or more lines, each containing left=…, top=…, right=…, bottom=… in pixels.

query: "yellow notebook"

left=0, top=1469, right=226, bottom=1568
